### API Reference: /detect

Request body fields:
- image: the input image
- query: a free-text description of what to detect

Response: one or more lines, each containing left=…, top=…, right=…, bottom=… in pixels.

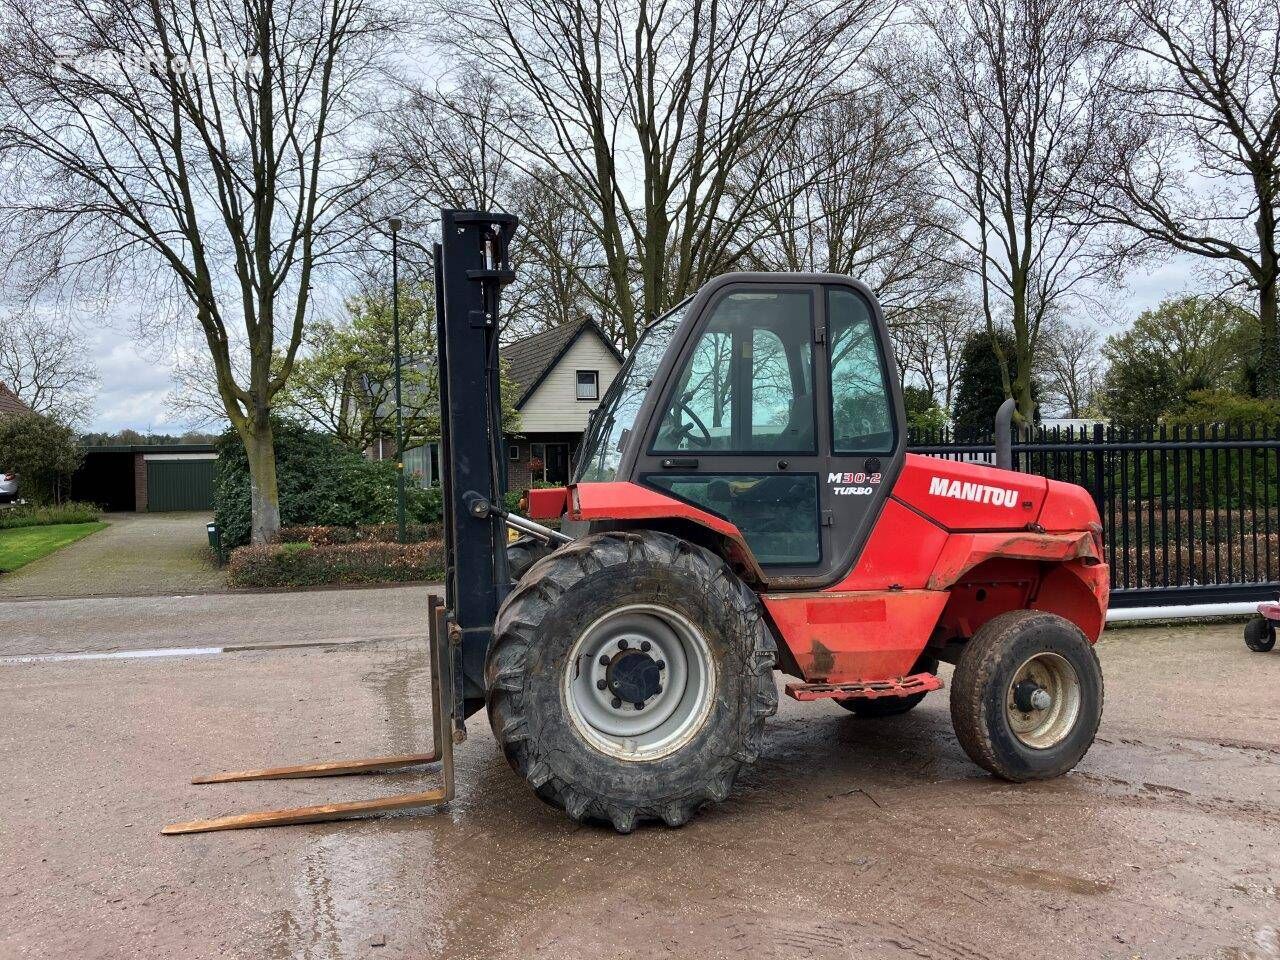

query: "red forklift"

left=167, top=210, right=1108, bottom=835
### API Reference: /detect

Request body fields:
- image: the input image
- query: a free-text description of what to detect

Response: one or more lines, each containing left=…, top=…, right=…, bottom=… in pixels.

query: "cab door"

left=631, top=277, right=904, bottom=587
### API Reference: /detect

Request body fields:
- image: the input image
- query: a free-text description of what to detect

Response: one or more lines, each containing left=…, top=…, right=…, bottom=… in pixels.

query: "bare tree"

left=377, top=72, right=519, bottom=217
left=1091, top=0, right=1280, bottom=393
left=892, top=300, right=984, bottom=412
left=896, top=0, right=1131, bottom=428
left=0, top=0, right=398, bottom=542
left=1038, top=315, right=1107, bottom=417
left=373, top=79, right=599, bottom=340
left=747, top=89, right=965, bottom=331
left=436, top=0, right=896, bottom=347
left=0, top=310, right=98, bottom=424
left=506, top=173, right=609, bottom=339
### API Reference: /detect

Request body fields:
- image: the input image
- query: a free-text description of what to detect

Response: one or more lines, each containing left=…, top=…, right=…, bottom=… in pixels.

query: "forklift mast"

left=434, top=209, right=519, bottom=714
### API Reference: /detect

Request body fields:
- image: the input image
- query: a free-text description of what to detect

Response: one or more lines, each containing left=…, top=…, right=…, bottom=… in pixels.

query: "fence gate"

left=145, top=457, right=216, bottom=512
left=910, top=425, right=1280, bottom=608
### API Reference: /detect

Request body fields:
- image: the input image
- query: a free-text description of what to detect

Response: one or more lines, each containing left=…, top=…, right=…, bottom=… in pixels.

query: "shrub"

left=214, top=419, right=445, bottom=549
left=0, top=413, right=83, bottom=504
left=226, top=539, right=444, bottom=588
left=275, top=522, right=442, bottom=545
left=0, top=501, right=101, bottom=529
left=1165, top=390, right=1280, bottom=430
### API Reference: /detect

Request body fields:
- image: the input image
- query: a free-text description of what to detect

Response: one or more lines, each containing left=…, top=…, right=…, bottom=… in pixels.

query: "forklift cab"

left=575, top=273, right=906, bottom=585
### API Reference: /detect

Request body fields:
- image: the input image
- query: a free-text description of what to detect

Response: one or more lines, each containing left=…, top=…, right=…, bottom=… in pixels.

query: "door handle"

left=660, top=457, right=699, bottom=469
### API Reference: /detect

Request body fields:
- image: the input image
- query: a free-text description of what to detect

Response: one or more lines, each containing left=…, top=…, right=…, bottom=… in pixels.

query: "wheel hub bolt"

left=641, top=641, right=651, bottom=652
left=596, top=679, right=608, bottom=690
left=656, top=660, right=665, bottom=670
left=611, top=697, right=622, bottom=708
left=599, top=655, right=611, bottom=666
left=1013, top=680, right=1051, bottom=712
left=634, top=701, right=645, bottom=710
left=618, top=639, right=629, bottom=650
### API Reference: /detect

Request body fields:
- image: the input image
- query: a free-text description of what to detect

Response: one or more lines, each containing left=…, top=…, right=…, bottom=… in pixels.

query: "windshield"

left=574, top=302, right=690, bottom=482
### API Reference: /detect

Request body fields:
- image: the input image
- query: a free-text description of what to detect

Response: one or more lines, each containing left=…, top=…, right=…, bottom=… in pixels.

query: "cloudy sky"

left=76, top=250, right=1201, bottom=434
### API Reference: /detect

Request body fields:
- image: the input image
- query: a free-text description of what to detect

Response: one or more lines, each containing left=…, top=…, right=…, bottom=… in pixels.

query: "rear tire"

left=486, top=530, right=777, bottom=832
left=950, top=610, right=1103, bottom=781
left=837, top=655, right=939, bottom=717
left=1244, top=616, right=1276, bottom=652
left=506, top=535, right=555, bottom=582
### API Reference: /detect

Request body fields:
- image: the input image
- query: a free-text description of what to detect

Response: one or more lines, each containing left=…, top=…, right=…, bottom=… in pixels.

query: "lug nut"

left=634, top=702, right=644, bottom=710
left=599, top=655, right=610, bottom=666
left=641, top=641, right=651, bottom=652
left=596, top=679, right=608, bottom=690
left=611, top=697, right=622, bottom=708
left=656, top=660, right=665, bottom=670
left=618, top=639, right=629, bottom=650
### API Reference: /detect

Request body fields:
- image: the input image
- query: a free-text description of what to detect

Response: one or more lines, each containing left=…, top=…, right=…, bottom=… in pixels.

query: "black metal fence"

left=908, top=425, right=1280, bottom=607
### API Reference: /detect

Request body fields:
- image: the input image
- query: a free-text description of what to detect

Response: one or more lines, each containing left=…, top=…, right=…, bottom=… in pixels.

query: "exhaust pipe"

left=994, top=397, right=1015, bottom=471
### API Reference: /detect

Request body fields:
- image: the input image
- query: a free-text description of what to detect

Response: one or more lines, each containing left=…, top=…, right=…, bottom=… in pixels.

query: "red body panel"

left=1037, top=478, right=1101, bottom=532
left=563, top=465, right=1108, bottom=685
left=524, top=486, right=569, bottom=520
left=831, top=498, right=949, bottom=590
left=571, top=481, right=743, bottom=540
left=893, top=454, right=1045, bottom=529
left=762, top=590, right=951, bottom=680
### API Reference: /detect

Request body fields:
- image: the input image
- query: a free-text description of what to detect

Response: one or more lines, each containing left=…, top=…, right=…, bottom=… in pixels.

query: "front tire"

left=486, top=530, right=777, bottom=832
left=950, top=610, right=1103, bottom=781
left=1244, top=616, right=1276, bottom=652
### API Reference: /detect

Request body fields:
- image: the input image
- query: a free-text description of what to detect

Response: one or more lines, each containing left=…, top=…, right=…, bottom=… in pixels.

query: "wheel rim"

left=1005, top=652, right=1082, bottom=749
left=564, top=603, right=716, bottom=762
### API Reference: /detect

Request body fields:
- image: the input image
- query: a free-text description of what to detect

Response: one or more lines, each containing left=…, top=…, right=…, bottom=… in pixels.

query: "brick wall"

left=133, top=453, right=147, bottom=512
left=506, top=440, right=533, bottom=492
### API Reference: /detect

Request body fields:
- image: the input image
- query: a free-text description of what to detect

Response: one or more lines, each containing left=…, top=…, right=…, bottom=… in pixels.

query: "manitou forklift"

left=166, top=210, right=1108, bottom=835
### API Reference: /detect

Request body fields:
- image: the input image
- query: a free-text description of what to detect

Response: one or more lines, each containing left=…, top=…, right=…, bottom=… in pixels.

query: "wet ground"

left=1, top=592, right=1277, bottom=960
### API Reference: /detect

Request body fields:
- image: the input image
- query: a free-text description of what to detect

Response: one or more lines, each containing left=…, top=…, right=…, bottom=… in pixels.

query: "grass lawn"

left=0, top=522, right=108, bottom=573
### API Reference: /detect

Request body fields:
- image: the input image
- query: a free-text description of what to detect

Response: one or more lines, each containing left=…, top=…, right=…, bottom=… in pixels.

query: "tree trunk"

left=1258, top=279, right=1279, bottom=400
left=240, top=417, right=281, bottom=544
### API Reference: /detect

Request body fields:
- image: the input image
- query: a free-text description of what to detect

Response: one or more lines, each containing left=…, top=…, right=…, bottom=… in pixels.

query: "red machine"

left=496, top=269, right=1108, bottom=832
left=167, top=212, right=1108, bottom=836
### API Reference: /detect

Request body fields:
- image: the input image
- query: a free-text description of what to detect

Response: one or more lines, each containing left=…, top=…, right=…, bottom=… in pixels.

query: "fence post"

left=1092, top=423, right=1105, bottom=514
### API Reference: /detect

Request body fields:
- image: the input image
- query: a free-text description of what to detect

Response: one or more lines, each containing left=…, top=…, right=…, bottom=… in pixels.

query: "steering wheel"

left=677, top=399, right=713, bottom=448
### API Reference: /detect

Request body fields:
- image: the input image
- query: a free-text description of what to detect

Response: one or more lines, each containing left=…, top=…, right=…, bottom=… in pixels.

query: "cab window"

left=828, top=288, right=893, bottom=453
left=653, top=290, right=815, bottom=453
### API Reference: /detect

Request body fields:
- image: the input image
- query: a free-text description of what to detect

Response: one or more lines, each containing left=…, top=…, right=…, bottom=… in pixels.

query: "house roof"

left=0, top=382, right=31, bottom=419
left=500, top=319, right=624, bottom=409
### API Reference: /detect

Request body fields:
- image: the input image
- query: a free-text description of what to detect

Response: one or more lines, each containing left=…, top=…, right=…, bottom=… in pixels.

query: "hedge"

left=214, top=418, right=444, bottom=550
left=275, top=522, right=442, bottom=546
left=0, top=501, right=101, bottom=529
left=227, top=539, right=445, bottom=588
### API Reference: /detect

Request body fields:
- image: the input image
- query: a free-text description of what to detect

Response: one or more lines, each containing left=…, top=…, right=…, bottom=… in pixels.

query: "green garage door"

left=146, top=458, right=216, bottom=511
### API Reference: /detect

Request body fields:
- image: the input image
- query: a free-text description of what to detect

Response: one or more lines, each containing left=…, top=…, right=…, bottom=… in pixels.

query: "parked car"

left=0, top=469, right=17, bottom=504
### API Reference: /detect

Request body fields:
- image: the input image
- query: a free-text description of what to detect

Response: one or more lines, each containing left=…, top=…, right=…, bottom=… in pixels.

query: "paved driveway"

left=1, top=603, right=1277, bottom=960
left=0, top=512, right=224, bottom=598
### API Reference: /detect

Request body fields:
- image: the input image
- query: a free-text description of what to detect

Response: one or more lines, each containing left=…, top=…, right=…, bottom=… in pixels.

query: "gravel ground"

left=0, top=512, right=224, bottom=599
left=0, top=593, right=1277, bottom=960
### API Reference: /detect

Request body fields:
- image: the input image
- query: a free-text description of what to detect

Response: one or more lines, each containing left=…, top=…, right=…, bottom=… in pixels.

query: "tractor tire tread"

left=506, top=535, right=556, bottom=583
left=487, top=530, right=777, bottom=831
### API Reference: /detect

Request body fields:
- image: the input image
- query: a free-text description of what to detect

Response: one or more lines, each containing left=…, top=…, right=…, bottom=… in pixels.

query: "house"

left=367, top=318, right=623, bottom=491
left=0, top=381, right=31, bottom=420
left=500, top=318, right=623, bottom=489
